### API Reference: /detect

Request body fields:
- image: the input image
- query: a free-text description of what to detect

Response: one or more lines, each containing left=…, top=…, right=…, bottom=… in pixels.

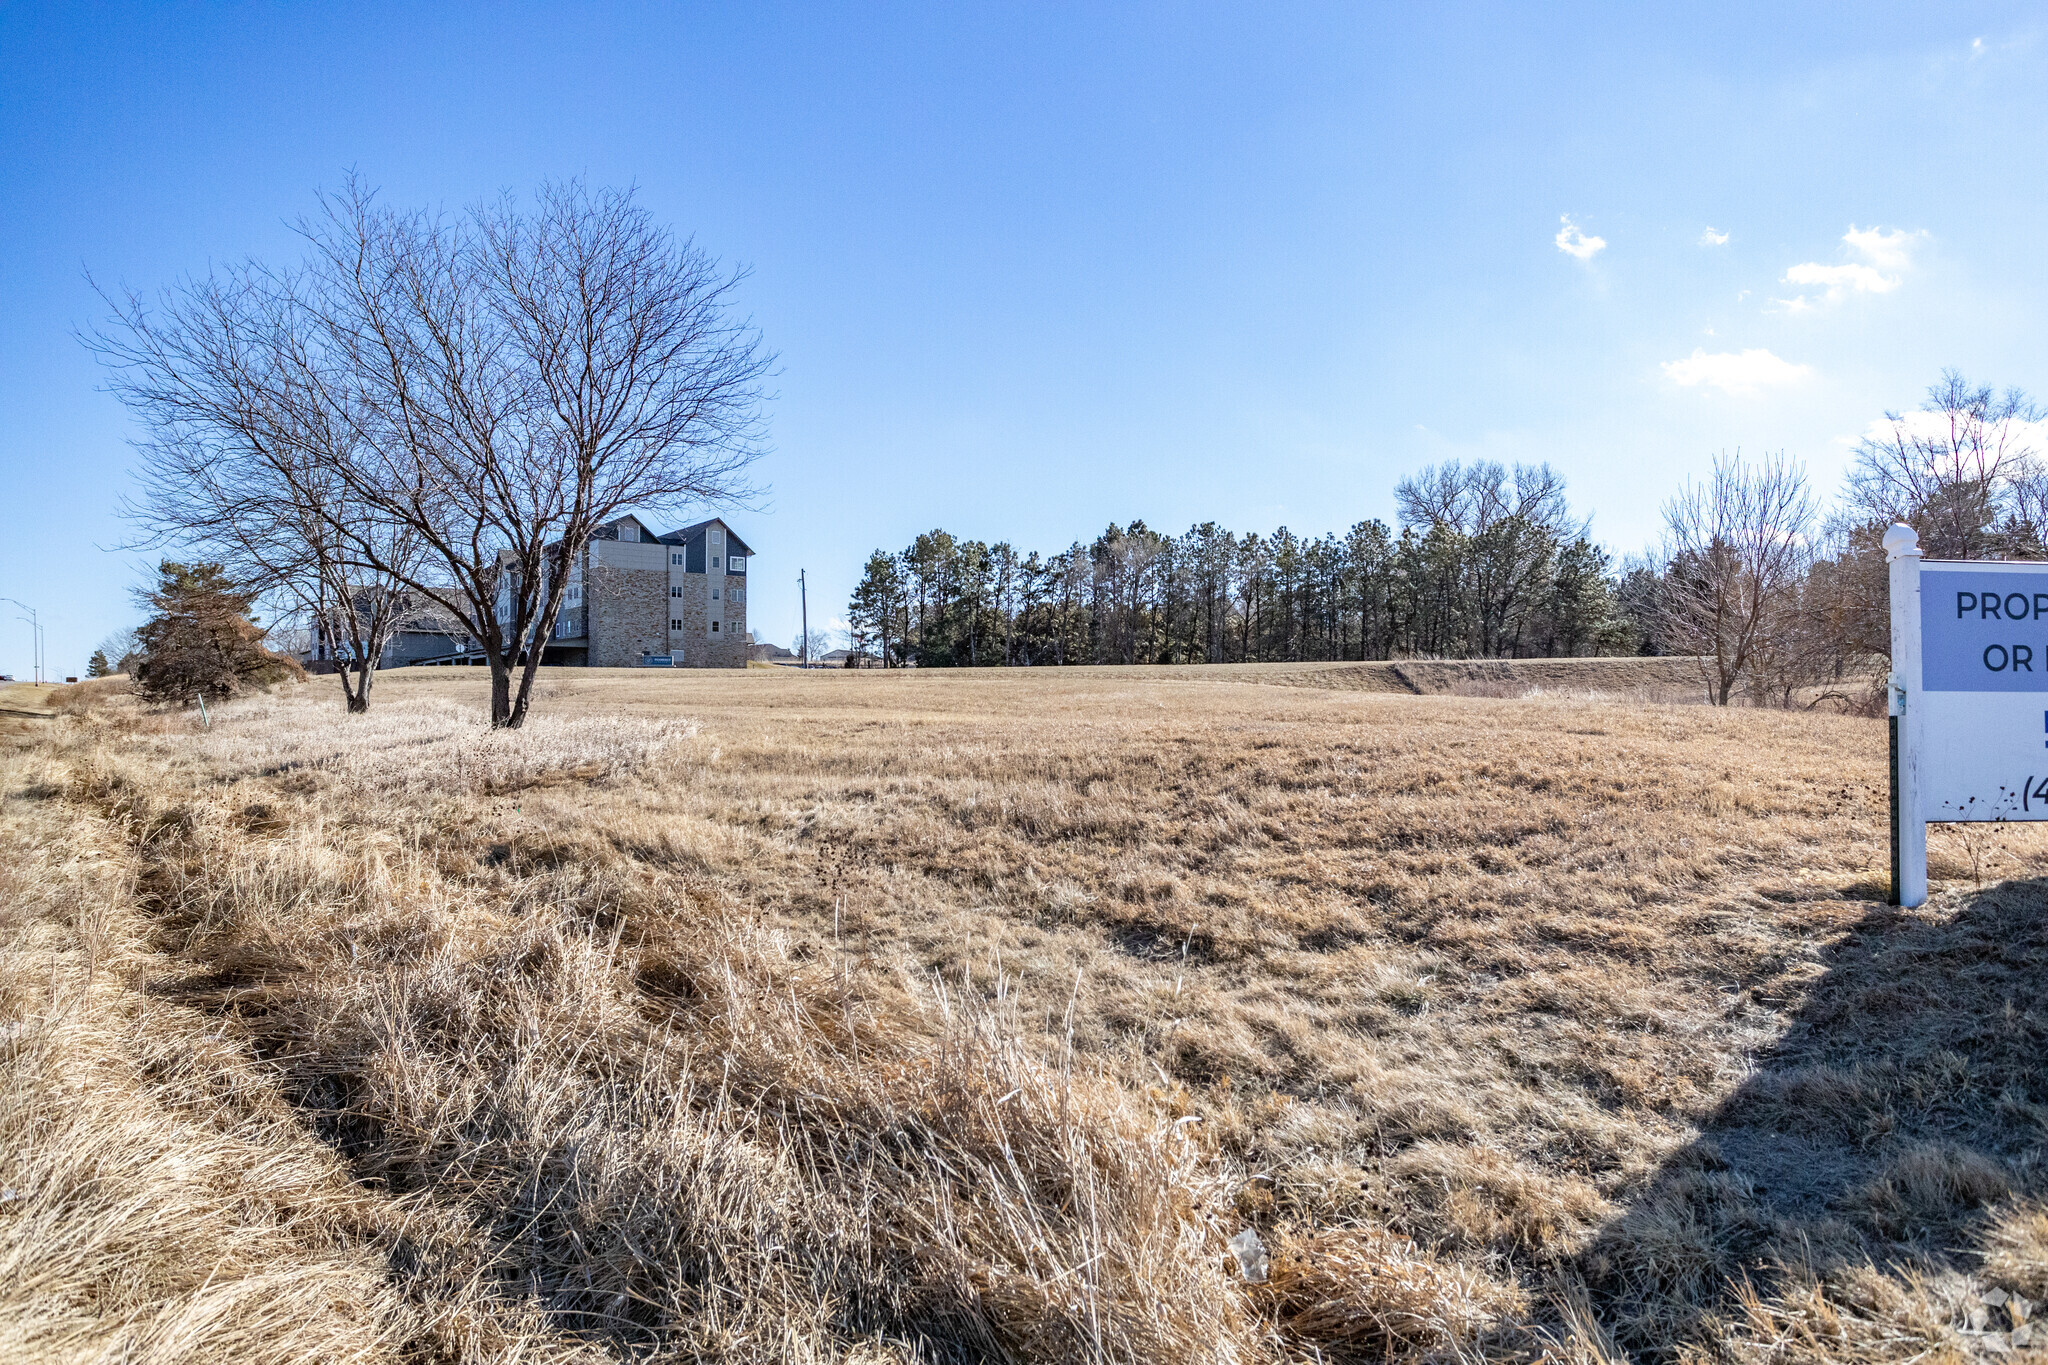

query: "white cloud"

left=1699, top=227, right=1729, bottom=246
left=1784, top=261, right=1898, bottom=295
left=1661, top=348, right=1814, bottom=396
left=1843, top=224, right=1922, bottom=271
left=1776, top=224, right=1925, bottom=311
left=1555, top=215, right=1606, bottom=260
left=1851, top=409, right=2048, bottom=452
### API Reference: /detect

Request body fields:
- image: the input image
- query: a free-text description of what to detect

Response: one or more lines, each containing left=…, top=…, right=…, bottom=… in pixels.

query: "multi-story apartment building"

left=304, top=514, right=754, bottom=671
left=544, top=514, right=753, bottom=668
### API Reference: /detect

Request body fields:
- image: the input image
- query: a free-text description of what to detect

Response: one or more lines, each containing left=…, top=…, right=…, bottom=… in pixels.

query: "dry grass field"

left=2, top=663, right=2044, bottom=1363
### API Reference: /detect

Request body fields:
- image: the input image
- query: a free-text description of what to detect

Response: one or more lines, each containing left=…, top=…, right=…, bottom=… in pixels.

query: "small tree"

left=846, top=615, right=876, bottom=666
left=792, top=627, right=835, bottom=663
left=1544, top=537, right=1625, bottom=656
left=132, top=561, right=302, bottom=704
left=94, top=628, right=143, bottom=676
left=1612, top=557, right=1665, bottom=656
left=1656, top=452, right=1816, bottom=705
left=86, top=650, right=112, bottom=678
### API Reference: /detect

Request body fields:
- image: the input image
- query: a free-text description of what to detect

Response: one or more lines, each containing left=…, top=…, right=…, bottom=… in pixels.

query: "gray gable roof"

left=570, top=514, right=752, bottom=556
left=660, top=518, right=754, bottom=558
left=590, top=514, right=652, bottom=541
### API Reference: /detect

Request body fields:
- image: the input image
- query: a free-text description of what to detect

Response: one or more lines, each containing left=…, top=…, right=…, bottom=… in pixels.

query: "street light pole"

left=1, top=598, right=41, bottom=684
left=798, top=569, right=809, bottom=670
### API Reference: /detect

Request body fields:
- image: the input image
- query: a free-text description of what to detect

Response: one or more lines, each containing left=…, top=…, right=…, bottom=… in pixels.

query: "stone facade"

left=661, top=569, right=748, bottom=666
left=589, top=566, right=668, bottom=666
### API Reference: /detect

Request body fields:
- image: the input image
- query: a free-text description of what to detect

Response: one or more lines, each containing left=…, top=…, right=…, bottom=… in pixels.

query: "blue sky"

left=4, top=2, right=2046, bottom=673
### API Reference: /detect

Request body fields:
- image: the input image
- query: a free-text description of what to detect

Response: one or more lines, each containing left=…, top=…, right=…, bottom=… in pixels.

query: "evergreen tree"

left=848, top=551, right=908, bottom=666
left=1545, top=538, right=1624, bottom=656
left=132, top=561, right=302, bottom=704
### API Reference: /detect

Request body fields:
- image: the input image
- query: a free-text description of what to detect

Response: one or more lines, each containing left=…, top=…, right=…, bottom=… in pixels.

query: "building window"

left=671, top=586, right=681, bottom=597
left=712, top=589, right=719, bottom=600
left=729, top=555, right=745, bottom=573
left=672, top=553, right=682, bottom=565
left=672, top=619, right=682, bottom=631
left=712, top=556, right=719, bottom=568
left=711, top=621, right=719, bottom=631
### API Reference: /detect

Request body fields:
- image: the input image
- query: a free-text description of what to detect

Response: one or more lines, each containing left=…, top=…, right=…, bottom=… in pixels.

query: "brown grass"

left=41, top=676, right=133, bottom=716
left=2, top=662, right=2041, bottom=1362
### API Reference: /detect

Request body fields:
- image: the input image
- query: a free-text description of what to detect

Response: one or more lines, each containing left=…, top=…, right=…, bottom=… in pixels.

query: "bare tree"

left=294, top=177, right=769, bottom=726
left=91, top=176, right=765, bottom=727
left=792, top=627, right=835, bottom=663
left=1656, top=451, right=1816, bottom=706
left=89, top=265, right=420, bottom=712
left=1846, top=370, right=2044, bottom=559
left=93, top=628, right=142, bottom=675
left=1395, top=461, right=1579, bottom=655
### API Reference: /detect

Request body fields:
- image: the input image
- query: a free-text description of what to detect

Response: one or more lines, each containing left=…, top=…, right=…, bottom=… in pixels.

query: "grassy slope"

left=1141, top=654, right=1718, bottom=698
left=1, top=664, right=2042, bottom=1362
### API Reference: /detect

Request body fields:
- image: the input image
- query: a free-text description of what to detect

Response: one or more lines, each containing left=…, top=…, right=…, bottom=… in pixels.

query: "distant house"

left=305, top=514, right=756, bottom=671
left=306, top=590, right=471, bottom=672
left=749, top=642, right=795, bottom=663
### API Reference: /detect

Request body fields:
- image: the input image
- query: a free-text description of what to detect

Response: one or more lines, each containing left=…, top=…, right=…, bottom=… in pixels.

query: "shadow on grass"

left=1579, top=879, right=2048, bottom=1358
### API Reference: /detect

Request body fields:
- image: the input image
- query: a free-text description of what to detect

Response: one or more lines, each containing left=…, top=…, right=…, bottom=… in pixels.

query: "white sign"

left=1886, top=522, right=2048, bottom=907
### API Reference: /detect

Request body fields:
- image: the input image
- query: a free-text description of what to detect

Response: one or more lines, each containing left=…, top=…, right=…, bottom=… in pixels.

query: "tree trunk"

left=490, top=660, right=514, bottom=728
left=349, top=658, right=374, bottom=713
left=507, top=655, right=539, bottom=730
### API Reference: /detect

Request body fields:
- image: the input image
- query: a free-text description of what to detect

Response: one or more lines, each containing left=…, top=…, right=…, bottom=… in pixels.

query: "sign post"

left=1886, top=520, right=2048, bottom=907
left=1884, top=524, right=1925, bottom=906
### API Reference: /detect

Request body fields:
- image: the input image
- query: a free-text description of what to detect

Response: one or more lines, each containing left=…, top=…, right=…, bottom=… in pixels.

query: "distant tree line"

left=847, top=462, right=1637, bottom=668
left=849, top=370, right=2048, bottom=709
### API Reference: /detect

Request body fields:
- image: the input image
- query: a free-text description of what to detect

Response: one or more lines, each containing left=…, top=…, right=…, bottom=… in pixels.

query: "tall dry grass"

left=5, top=686, right=1255, bottom=1363
left=3, top=664, right=2043, bottom=1361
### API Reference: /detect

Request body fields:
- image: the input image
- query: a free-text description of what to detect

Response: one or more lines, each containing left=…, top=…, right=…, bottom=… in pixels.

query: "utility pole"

left=798, top=569, right=809, bottom=669
left=2, top=598, right=41, bottom=684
